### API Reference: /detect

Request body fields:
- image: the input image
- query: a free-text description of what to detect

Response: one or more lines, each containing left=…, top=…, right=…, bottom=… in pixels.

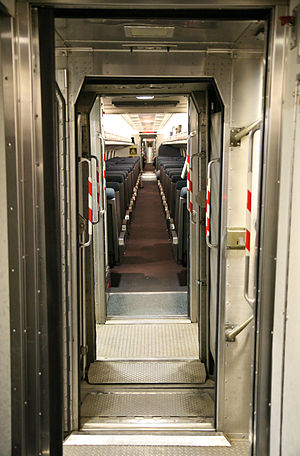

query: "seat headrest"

left=106, top=188, right=115, bottom=200
left=158, top=144, right=182, bottom=157
left=176, top=180, right=187, bottom=190
left=180, top=187, right=188, bottom=199
left=107, top=182, right=120, bottom=192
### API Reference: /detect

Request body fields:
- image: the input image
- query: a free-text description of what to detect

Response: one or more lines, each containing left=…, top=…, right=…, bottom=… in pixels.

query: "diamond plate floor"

left=63, top=440, right=249, bottom=456
left=88, top=360, right=206, bottom=385
left=107, top=292, right=188, bottom=317
left=96, top=323, right=199, bottom=360
left=81, top=392, right=214, bottom=418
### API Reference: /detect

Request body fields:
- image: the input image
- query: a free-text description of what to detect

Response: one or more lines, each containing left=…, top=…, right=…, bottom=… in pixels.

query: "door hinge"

left=78, top=214, right=87, bottom=235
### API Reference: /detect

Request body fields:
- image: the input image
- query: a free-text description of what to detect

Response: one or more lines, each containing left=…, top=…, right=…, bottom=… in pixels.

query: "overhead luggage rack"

left=104, top=132, right=133, bottom=147
left=162, top=131, right=188, bottom=146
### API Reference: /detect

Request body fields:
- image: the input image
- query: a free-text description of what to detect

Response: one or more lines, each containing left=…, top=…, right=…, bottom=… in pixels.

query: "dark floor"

left=110, top=167, right=187, bottom=292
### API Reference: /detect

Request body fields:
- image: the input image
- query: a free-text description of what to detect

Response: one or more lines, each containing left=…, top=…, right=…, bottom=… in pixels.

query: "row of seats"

left=106, top=156, right=141, bottom=266
left=157, top=153, right=188, bottom=266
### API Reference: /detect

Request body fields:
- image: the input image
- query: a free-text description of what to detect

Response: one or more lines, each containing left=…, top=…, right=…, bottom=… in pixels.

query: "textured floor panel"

left=64, top=441, right=249, bottom=455
left=80, top=416, right=215, bottom=430
left=96, top=323, right=199, bottom=360
left=88, top=360, right=206, bottom=384
left=81, top=392, right=214, bottom=417
left=107, top=292, right=188, bottom=317
left=64, top=434, right=229, bottom=447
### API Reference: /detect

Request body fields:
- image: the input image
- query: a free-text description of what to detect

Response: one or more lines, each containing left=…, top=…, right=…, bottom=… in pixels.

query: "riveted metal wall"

left=1, top=3, right=52, bottom=454
left=0, top=12, right=12, bottom=456
left=250, top=5, right=287, bottom=456
left=0, top=3, right=67, bottom=454
left=223, top=54, right=265, bottom=436
left=270, top=0, right=300, bottom=454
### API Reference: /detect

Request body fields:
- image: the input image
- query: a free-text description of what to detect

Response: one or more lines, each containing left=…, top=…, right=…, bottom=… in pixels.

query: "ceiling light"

left=136, top=95, right=154, bottom=100
left=124, top=26, right=175, bottom=39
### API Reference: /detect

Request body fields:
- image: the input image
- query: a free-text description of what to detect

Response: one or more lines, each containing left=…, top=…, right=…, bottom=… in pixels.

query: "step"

left=87, top=360, right=206, bottom=385
left=96, top=323, right=199, bottom=360
left=107, top=291, right=188, bottom=317
left=81, top=391, right=214, bottom=418
left=80, top=416, right=215, bottom=432
left=64, top=433, right=235, bottom=450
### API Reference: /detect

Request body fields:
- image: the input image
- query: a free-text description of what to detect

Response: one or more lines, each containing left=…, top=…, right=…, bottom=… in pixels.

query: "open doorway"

left=53, top=10, right=269, bottom=450
left=75, top=78, right=224, bottom=433
left=103, top=94, right=189, bottom=318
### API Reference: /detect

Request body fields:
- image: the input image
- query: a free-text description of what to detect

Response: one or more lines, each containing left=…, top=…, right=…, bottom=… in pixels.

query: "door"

left=89, top=96, right=107, bottom=324
left=187, top=94, right=200, bottom=324
left=77, top=111, right=98, bottom=378
left=207, top=109, right=222, bottom=367
left=77, top=96, right=109, bottom=380
left=188, top=91, right=223, bottom=370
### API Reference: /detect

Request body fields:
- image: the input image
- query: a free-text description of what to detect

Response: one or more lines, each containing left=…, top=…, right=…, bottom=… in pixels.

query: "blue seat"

left=106, top=188, right=115, bottom=200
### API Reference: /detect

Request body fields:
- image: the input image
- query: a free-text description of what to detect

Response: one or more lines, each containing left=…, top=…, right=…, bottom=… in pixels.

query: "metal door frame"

left=1, top=3, right=64, bottom=454
left=1, top=2, right=287, bottom=454
left=55, top=7, right=287, bottom=454
left=250, top=5, right=288, bottom=455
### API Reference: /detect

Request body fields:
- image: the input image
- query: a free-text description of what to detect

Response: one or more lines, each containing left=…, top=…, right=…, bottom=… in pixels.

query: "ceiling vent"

left=124, top=26, right=175, bottom=39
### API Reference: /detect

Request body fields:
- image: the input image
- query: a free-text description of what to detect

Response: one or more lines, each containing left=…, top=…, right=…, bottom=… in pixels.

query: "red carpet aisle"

left=110, top=170, right=187, bottom=292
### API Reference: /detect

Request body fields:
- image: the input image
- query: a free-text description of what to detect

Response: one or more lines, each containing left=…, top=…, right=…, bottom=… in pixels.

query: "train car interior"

left=102, top=95, right=189, bottom=317
left=52, top=13, right=268, bottom=450
left=6, top=3, right=298, bottom=454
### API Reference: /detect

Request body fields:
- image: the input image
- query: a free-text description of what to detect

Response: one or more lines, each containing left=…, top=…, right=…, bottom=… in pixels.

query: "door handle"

left=206, top=158, right=220, bottom=248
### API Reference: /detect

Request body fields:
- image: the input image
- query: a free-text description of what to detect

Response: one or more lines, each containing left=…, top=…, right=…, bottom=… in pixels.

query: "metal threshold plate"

left=96, top=323, right=199, bottom=360
left=63, top=442, right=250, bottom=455
left=107, top=292, right=188, bottom=317
left=80, top=416, right=215, bottom=431
left=64, top=433, right=230, bottom=447
left=64, top=440, right=250, bottom=455
left=88, top=360, right=206, bottom=385
left=81, top=392, right=214, bottom=418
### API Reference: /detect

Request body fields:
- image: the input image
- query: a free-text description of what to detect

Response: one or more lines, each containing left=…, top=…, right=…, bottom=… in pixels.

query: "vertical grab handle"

left=206, top=158, right=220, bottom=248
left=181, top=131, right=197, bottom=214
left=187, top=131, right=197, bottom=214
left=98, top=133, right=109, bottom=273
left=98, top=134, right=107, bottom=209
left=90, top=155, right=104, bottom=224
left=244, top=122, right=262, bottom=308
left=79, top=157, right=93, bottom=248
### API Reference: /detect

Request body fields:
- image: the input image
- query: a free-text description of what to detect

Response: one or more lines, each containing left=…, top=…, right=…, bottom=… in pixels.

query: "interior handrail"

left=225, top=315, right=254, bottom=342
left=231, top=119, right=262, bottom=143
left=206, top=158, right=220, bottom=249
left=79, top=157, right=92, bottom=248
left=90, top=154, right=104, bottom=224
left=244, top=121, right=262, bottom=308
